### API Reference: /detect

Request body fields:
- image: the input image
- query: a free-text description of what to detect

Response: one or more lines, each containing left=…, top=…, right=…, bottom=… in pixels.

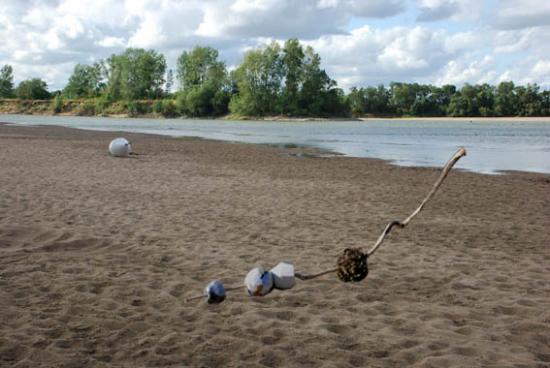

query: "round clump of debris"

left=336, top=248, right=368, bottom=282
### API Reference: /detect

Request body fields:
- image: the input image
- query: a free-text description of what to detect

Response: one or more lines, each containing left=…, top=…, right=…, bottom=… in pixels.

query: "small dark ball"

left=337, top=248, right=368, bottom=282
left=205, top=280, right=226, bottom=304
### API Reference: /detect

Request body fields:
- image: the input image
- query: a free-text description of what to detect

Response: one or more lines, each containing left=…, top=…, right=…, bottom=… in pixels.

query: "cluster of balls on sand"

left=108, top=139, right=296, bottom=305
left=108, top=138, right=465, bottom=305
left=206, top=262, right=296, bottom=304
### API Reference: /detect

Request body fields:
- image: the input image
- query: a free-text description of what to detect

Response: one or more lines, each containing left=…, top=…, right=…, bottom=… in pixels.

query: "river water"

left=2, top=114, right=549, bottom=175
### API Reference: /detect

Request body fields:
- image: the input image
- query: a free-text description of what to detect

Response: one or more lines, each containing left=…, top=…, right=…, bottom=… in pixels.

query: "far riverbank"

left=2, top=98, right=550, bottom=122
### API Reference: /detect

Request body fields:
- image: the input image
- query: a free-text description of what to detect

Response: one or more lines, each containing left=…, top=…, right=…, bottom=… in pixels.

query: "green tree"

left=229, top=42, right=283, bottom=116
left=476, top=83, right=495, bottom=116
left=320, top=88, right=349, bottom=117
left=540, top=90, right=550, bottom=116
left=176, top=46, right=228, bottom=116
left=15, top=78, right=50, bottom=100
left=177, top=46, right=225, bottom=91
left=298, top=46, right=348, bottom=116
left=347, top=87, right=366, bottom=115
left=165, top=69, right=174, bottom=96
left=281, top=38, right=305, bottom=115
left=63, top=63, right=103, bottom=98
left=433, top=84, right=456, bottom=115
left=390, top=83, right=419, bottom=115
left=515, top=84, right=542, bottom=116
left=348, top=81, right=550, bottom=118
left=409, top=85, right=439, bottom=116
left=494, top=81, right=517, bottom=116
left=445, top=84, right=484, bottom=117
left=447, top=92, right=468, bottom=117
left=460, top=84, right=481, bottom=116
left=411, top=94, right=438, bottom=116
left=366, top=85, right=390, bottom=115
left=298, top=46, right=329, bottom=115
left=230, top=41, right=348, bottom=117
left=105, top=48, right=166, bottom=101
left=0, top=65, right=14, bottom=98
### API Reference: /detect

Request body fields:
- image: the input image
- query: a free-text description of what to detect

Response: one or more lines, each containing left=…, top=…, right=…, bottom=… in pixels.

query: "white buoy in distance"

left=109, top=138, right=132, bottom=157
left=270, top=262, right=295, bottom=290
left=245, top=267, right=274, bottom=296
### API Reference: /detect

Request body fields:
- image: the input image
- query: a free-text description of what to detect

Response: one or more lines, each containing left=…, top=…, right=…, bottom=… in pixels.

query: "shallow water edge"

left=2, top=114, right=550, bottom=175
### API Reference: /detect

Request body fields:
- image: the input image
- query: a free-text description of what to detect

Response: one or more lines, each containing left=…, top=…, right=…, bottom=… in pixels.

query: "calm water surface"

left=2, top=114, right=549, bottom=175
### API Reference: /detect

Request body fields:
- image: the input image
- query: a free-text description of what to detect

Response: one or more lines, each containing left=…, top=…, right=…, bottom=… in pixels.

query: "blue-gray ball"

left=205, top=280, right=226, bottom=304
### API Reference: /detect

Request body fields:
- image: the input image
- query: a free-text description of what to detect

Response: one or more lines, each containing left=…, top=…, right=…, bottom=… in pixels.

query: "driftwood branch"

left=366, top=147, right=466, bottom=257
left=187, top=148, right=467, bottom=300
left=295, top=268, right=338, bottom=281
left=290, top=147, right=466, bottom=281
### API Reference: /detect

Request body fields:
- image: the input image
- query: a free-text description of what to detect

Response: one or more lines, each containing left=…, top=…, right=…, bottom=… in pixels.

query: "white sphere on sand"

left=270, top=262, right=295, bottom=290
left=245, top=267, right=274, bottom=296
left=109, top=138, right=132, bottom=157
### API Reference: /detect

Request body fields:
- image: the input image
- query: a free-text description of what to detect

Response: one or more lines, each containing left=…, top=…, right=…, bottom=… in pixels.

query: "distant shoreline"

left=1, top=111, right=550, bottom=123
left=2, top=98, right=550, bottom=122
left=239, top=115, right=550, bottom=123
left=358, top=116, right=550, bottom=122
left=1, top=98, right=549, bottom=122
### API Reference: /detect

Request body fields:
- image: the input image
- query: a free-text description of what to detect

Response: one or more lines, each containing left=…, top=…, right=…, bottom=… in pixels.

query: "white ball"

left=109, top=138, right=132, bottom=157
left=245, top=267, right=274, bottom=296
left=270, top=262, right=295, bottom=290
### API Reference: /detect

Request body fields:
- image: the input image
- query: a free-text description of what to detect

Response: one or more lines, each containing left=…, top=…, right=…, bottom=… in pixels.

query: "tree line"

left=348, top=82, right=550, bottom=117
left=1, top=39, right=549, bottom=117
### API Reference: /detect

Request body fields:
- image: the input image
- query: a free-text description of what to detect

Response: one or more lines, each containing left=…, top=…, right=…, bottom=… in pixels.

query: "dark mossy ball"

left=336, top=248, right=369, bottom=282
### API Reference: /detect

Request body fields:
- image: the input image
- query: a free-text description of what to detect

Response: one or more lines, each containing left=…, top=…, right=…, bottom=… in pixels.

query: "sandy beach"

left=0, top=123, right=549, bottom=367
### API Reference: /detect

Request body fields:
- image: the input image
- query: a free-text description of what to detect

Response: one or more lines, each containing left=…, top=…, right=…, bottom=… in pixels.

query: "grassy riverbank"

left=2, top=98, right=550, bottom=122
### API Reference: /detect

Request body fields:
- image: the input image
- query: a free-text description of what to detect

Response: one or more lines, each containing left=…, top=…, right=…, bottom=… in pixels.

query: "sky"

left=1, top=0, right=549, bottom=91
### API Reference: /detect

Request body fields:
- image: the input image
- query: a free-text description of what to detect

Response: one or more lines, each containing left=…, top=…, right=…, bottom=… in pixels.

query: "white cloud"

left=348, top=0, right=405, bottom=18
left=435, top=55, right=498, bottom=86
left=494, top=29, right=535, bottom=54
left=533, top=60, right=550, bottom=76
left=493, top=26, right=550, bottom=59
left=416, top=0, right=482, bottom=22
left=496, top=59, right=550, bottom=87
left=0, top=0, right=548, bottom=91
left=127, top=1, right=204, bottom=48
left=97, top=37, right=126, bottom=48
left=443, top=31, right=483, bottom=53
left=197, top=0, right=350, bottom=40
left=417, top=0, right=459, bottom=21
left=307, top=26, right=467, bottom=88
left=493, top=0, right=550, bottom=29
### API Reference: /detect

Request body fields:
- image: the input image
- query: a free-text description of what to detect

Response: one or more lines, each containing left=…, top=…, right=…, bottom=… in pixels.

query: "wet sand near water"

left=0, top=123, right=549, bottom=367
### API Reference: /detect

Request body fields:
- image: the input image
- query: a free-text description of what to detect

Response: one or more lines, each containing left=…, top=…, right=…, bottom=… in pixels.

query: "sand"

left=0, top=123, right=549, bottom=368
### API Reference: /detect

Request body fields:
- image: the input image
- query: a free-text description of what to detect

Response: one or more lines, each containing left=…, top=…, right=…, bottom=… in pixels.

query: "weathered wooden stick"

left=295, top=268, right=338, bottom=281
left=185, top=294, right=205, bottom=302
left=288, top=147, right=467, bottom=281
left=366, top=147, right=466, bottom=257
